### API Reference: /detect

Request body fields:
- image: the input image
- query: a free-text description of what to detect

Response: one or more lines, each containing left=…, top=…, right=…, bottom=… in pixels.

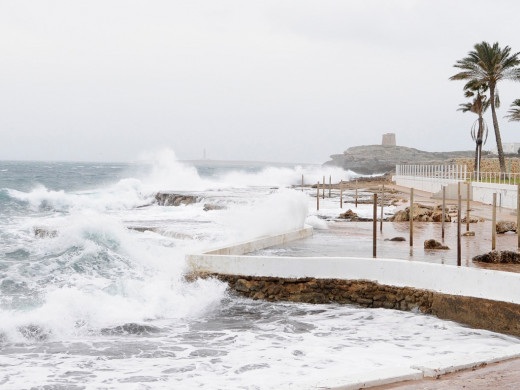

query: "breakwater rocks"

left=214, top=275, right=434, bottom=312
left=198, top=274, right=520, bottom=337
left=155, top=192, right=198, bottom=206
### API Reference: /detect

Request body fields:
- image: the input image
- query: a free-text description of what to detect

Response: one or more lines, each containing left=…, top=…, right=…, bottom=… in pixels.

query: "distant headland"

left=325, top=145, right=476, bottom=175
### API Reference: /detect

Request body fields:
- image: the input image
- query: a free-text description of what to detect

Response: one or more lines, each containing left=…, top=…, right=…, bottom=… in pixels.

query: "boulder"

left=34, top=228, right=58, bottom=238
left=424, top=239, right=449, bottom=250
left=155, top=193, right=198, bottom=206
left=431, top=210, right=451, bottom=222
left=385, top=236, right=406, bottom=242
left=496, top=221, right=517, bottom=234
left=462, top=231, right=475, bottom=236
left=473, top=250, right=520, bottom=264
left=203, top=203, right=225, bottom=211
left=339, top=209, right=358, bottom=220
left=461, top=215, right=483, bottom=223
left=391, top=210, right=408, bottom=222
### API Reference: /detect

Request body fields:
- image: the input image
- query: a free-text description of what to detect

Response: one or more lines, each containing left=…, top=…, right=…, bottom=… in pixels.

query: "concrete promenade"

left=371, top=184, right=520, bottom=390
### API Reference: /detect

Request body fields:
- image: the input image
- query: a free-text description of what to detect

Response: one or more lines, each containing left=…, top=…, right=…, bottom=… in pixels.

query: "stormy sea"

left=1, top=150, right=518, bottom=389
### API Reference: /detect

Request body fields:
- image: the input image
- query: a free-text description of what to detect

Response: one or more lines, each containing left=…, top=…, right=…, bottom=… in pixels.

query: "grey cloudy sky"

left=2, top=0, right=520, bottom=163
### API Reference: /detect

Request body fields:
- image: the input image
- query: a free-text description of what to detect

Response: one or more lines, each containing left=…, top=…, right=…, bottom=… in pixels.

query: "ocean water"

left=0, top=150, right=518, bottom=390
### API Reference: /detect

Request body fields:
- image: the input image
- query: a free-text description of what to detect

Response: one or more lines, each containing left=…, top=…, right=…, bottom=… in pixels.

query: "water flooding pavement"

left=252, top=221, right=520, bottom=273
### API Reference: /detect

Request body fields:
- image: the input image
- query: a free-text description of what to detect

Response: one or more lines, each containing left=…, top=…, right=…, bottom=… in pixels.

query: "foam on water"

left=0, top=152, right=519, bottom=389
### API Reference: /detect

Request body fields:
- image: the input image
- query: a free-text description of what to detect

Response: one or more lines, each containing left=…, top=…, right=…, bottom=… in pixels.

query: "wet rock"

left=203, top=203, right=225, bottom=211
left=473, top=250, right=520, bottom=264
left=339, top=209, right=358, bottom=220
left=461, top=216, right=483, bottom=223
left=385, top=237, right=406, bottom=242
left=431, top=210, right=451, bottom=222
left=496, top=221, right=517, bottom=234
left=392, top=210, right=408, bottom=222
left=462, top=231, right=475, bottom=236
left=424, top=239, right=449, bottom=250
left=155, top=193, right=198, bottom=206
left=235, top=279, right=254, bottom=293
left=34, top=228, right=58, bottom=238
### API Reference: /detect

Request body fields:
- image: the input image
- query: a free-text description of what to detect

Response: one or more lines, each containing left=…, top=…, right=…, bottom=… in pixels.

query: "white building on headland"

left=490, top=143, right=520, bottom=155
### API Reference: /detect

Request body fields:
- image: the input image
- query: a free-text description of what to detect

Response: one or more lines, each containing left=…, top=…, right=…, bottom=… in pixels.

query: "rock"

left=461, top=215, right=483, bottom=223
left=339, top=209, right=358, bottom=220
left=235, top=279, right=254, bottom=293
left=496, top=221, right=517, bottom=234
left=155, top=193, right=198, bottom=206
left=391, top=210, right=409, bottom=222
left=462, top=231, right=475, bottom=236
left=34, top=228, right=57, bottom=238
left=203, top=203, right=225, bottom=211
left=385, top=237, right=406, bottom=242
left=431, top=210, right=451, bottom=222
left=424, top=239, right=449, bottom=250
left=473, top=250, right=520, bottom=264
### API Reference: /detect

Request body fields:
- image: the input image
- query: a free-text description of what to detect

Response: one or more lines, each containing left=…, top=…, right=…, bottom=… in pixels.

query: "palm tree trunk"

left=490, top=85, right=506, bottom=173
left=474, top=115, right=484, bottom=174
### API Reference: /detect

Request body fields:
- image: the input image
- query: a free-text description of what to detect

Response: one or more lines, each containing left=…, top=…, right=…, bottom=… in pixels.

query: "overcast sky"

left=2, top=1, right=520, bottom=163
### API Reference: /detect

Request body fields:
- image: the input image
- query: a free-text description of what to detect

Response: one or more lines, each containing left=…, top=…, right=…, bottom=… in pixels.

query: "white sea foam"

left=1, top=151, right=519, bottom=390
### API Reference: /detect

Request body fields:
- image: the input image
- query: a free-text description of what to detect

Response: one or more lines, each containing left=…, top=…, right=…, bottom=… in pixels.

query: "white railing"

left=396, top=164, right=520, bottom=185
left=396, top=164, right=468, bottom=181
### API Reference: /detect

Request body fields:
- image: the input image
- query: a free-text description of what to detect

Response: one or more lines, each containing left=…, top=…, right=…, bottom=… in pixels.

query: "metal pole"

left=329, top=175, right=331, bottom=198
left=301, top=174, right=304, bottom=192
left=442, top=186, right=446, bottom=241
left=322, top=176, right=325, bottom=199
left=316, top=182, right=320, bottom=211
left=492, top=193, right=497, bottom=250
left=380, top=184, right=384, bottom=232
left=355, top=179, right=358, bottom=208
left=409, top=188, right=414, bottom=247
left=340, top=185, right=343, bottom=209
left=466, top=182, right=470, bottom=232
left=373, top=193, right=377, bottom=258
left=457, top=194, right=462, bottom=266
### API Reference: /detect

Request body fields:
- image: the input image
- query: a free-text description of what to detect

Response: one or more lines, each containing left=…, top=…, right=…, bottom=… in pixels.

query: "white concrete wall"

left=204, top=226, right=313, bottom=256
left=472, top=182, right=518, bottom=209
left=187, top=254, right=520, bottom=304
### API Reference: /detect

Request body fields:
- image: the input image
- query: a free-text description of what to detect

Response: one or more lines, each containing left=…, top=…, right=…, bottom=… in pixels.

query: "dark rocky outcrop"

left=424, top=239, right=449, bottom=250
left=473, top=250, right=520, bottom=264
left=155, top=193, right=198, bottom=206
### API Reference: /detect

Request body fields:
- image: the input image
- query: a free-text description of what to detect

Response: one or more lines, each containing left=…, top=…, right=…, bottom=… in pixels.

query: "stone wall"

left=201, top=273, right=520, bottom=338
left=455, top=158, right=520, bottom=173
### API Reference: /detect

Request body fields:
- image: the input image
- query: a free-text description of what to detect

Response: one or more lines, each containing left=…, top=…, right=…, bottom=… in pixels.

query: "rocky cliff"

left=325, top=145, right=475, bottom=174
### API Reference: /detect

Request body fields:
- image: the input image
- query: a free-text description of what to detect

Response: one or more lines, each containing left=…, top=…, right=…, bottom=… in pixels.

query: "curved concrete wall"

left=189, top=254, right=520, bottom=304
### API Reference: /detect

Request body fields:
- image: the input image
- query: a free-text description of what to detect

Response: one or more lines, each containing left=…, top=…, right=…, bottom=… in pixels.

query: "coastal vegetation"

left=450, top=41, right=520, bottom=173
left=507, top=99, right=520, bottom=122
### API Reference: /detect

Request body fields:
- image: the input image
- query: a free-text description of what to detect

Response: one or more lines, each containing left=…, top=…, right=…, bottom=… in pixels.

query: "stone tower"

left=382, top=133, right=396, bottom=146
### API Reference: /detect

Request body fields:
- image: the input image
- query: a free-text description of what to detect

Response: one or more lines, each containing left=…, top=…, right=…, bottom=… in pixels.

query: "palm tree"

left=458, top=83, right=489, bottom=175
left=506, top=99, right=520, bottom=121
left=450, top=41, right=520, bottom=173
